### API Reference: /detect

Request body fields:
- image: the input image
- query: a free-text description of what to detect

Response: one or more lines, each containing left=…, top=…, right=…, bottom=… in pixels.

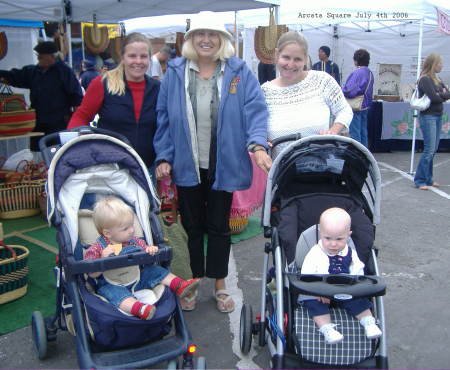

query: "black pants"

left=30, top=123, right=67, bottom=152
left=176, top=168, right=233, bottom=279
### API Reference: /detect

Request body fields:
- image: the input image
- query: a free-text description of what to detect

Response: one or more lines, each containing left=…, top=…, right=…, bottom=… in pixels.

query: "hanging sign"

left=436, top=7, right=450, bottom=35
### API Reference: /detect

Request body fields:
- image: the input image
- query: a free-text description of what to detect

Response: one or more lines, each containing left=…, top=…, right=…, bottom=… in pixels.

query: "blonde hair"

left=420, top=53, right=442, bottom=85
left=92, top=196, right=134, bottom=236
left=275, top=31, right=308, bottom=65
left=182, top=31, right=234, bottom=62
left=104, top=32, right=152, bottom=96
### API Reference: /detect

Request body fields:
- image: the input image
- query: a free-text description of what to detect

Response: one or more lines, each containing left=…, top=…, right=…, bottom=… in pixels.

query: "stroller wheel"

left=195, top=357, right=206, bottom=369
left=167, top=358, right=179, bottom=369
left=240, top=304, right=253, bottom=354
left=31, top=311, right=47, bottom=359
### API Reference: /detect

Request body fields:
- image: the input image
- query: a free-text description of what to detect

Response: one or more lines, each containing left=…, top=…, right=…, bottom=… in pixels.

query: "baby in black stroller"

left=300, top=207, right=382, bottom=345
left=85, top=196, right=200, bottom=320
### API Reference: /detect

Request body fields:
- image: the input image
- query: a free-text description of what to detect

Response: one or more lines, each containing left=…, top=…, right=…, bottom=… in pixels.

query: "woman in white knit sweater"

left=262, top=31, right=353, bottom=155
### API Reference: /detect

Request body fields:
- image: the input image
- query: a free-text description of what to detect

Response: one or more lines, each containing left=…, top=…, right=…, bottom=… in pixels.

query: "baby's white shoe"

left=360, top=316, right=382, bottom=339
left=319, top=323, right=344, bottom=345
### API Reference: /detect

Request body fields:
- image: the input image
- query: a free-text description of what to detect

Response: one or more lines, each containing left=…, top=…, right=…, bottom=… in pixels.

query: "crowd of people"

left=0, top=10, right=447, bottom=322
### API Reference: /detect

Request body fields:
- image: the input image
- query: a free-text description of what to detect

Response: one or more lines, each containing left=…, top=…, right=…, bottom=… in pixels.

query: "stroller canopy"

left=262, top=135, right=381, bottom=228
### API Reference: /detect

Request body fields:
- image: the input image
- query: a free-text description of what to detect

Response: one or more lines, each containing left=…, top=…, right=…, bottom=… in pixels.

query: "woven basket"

left=229, top=214, right=249, bottom=235
left=0, top=172, right=41, bottom=219
left=38, top=191, right=47, bottom=218
left=0, top=241, right=29, bottom=305
left=0, top=96, right=36, bottom=136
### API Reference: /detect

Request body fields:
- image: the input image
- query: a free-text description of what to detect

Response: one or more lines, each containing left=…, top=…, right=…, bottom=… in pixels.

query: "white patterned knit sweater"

left=262, top=71, right=353, bottom=155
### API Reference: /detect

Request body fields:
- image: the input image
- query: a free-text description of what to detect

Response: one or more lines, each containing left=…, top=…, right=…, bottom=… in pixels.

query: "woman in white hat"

left=154, top=11, right=271, bottom=313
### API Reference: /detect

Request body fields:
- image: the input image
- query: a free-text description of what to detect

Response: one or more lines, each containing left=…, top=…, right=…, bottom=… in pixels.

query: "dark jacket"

left=0, top=60, right=83, bottom=128
left=418, top=75, right=450, bottom=115
left=81, top=68, right=101, bottom=92
left=97, top=75, right=160, bottom=167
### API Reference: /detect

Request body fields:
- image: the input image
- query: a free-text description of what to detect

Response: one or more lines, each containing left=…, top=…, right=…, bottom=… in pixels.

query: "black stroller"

left=31, top=127, right=205, bottom=369
left=239, top=135, right=388, bottom=369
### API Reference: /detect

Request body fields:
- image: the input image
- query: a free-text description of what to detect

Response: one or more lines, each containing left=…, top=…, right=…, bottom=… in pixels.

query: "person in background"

left=342, top=49, right=374, bottom=148
left=154, top=11, right=271, bottom=313
left=312, top=45, right=340, bottom=85
left=101, top=65, right=109, bottom=75
left=67, top=32, right=160, bottom=183
left=262, top=31, right=352, bottom=156
left=80, top=60, right=101, bottom=92
left=168, top=49, right=177, bottom=61
left=146, top=46, right=171, bottom=81
left=413, top=53, right=450, bottom=190
left=258, top=62, right=276, bottom=85
left=0, top=41, right=83, bottom=152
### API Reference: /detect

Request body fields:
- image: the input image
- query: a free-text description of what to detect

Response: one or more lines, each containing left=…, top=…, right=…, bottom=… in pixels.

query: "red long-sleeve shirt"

left=68, top=75, right=146, bottom=128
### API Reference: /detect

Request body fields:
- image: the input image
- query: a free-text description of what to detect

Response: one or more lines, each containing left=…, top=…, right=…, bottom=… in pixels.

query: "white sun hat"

left=184, top=11, right=232, bottom=40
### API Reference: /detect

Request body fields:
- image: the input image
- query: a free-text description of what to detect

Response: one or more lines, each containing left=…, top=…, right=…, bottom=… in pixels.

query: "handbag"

left=410, top=77, right=431, bottom=111
left=346, top=70, right=372, bottom=111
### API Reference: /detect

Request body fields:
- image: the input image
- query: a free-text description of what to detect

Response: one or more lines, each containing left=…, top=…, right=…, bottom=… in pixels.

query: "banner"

left=81, top=22, right=119, bottom=39
left=436, top=7, right=450, bottom=35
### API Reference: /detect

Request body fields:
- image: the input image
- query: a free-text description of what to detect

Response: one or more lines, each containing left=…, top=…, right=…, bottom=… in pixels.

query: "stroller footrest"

left=92, top=335, right=188, bottom=368
left=286, top=273, right=386, bottom=300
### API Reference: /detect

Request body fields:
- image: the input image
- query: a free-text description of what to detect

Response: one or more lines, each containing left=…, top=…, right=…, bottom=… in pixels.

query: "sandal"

left=213, top=290, right=235, bottom=313
left=431, top=182, right=440, bottom=187
left=180, top=290, right=198, bottom=311
left=417, top=185, right=428, bottom=190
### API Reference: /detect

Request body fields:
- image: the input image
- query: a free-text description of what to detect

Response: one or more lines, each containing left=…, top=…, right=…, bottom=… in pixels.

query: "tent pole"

left=66, top=22, right=73, bottom=68
left=409, top=17, right=424, bottom=175
left=274, top=5, right=280, bottom=78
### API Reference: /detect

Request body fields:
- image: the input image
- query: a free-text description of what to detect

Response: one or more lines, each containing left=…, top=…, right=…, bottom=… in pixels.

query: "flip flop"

left=417, top=185, right=428, bottom=190
left=213, top=289, right=235, bottom=313
left=431, top=182, right=440, bottom=187
left=180, top=290, right=198, bottom=311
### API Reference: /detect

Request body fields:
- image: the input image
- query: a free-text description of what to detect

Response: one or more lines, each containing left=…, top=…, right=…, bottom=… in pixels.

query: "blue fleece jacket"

left=154, top=56, right=268, bottom=191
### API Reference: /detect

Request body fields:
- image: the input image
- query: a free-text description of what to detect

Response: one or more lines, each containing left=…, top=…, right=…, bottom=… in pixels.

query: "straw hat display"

left=83, top=14, right=109, bottom=54
left=0, top=32, right=7, bottom=61
left=254, top=7, right=288, bottom=65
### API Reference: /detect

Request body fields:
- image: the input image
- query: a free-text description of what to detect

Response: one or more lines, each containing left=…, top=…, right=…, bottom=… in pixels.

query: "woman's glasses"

left=163, top=176, right=175, bottom=199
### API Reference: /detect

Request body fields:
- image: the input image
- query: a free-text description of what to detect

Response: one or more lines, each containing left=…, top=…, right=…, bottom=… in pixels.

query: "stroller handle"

left=39, top=126, right=131, bottom=151
left=268, top=133, right=302, bottom=158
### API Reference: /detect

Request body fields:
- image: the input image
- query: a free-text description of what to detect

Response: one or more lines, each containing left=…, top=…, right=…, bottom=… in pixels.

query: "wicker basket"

left=229, top=214, right=249, bottom=235
left=0, top=241, right=29, bottom=305
left=0, top=172, right=41, bottom=219
left=38, top=191, right=47, bottom=218
left=0, top=96, right=36, bottom=136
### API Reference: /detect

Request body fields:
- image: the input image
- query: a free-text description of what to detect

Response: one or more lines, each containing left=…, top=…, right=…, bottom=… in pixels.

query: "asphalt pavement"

left=1, top=150, right=449, bottom=369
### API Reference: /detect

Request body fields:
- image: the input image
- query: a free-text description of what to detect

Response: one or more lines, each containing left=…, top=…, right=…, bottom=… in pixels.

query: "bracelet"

left=253, top=146, right=267, bottom=153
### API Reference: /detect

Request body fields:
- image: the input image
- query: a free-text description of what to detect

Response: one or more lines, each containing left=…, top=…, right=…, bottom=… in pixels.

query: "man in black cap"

left=312, top=45, right=340, bottom=85
left=0, top=41, right=83, bottom=151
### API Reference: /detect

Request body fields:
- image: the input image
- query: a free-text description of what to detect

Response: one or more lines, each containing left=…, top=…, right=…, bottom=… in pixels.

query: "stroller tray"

left=287, top=273, right=386, bottom=300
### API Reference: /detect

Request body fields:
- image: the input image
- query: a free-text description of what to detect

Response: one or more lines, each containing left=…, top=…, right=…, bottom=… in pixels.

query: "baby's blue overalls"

left=94, top=237, right=169, bottom=307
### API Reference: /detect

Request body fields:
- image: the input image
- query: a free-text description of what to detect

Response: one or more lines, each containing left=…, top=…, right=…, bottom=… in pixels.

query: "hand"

left=155, top=161, right=171, bottom=180
left=254, top=150, right=272, bottom=175
left=317, top=296, right=330, bottom=304
left=101, top=246, right=115, bottom=258
left=145, top=245, right=158, bottom=255
left=267, top=139, right=273, bottom=148
left=318, top=129, right=335, bottom=135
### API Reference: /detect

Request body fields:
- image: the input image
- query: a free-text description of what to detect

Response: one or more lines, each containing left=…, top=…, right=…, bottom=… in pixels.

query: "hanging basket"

left=0, top=240, right=29, bottom=305
left=0, top=31, right=8, bottom=61
left=175, top=32, right=185, bottom=57
left=254, top=7, right=288, bottom=64
left=53, top=23, right=69, bottom=60
left=83, top=14, right=109, bottom=54
left=109, top=37, right=123, bottom=63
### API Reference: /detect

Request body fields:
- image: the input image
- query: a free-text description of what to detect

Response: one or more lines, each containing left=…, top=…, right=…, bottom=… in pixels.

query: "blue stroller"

left=31, top=127, right=205, bottom=369
left=240, top=135, right=388, bottom=369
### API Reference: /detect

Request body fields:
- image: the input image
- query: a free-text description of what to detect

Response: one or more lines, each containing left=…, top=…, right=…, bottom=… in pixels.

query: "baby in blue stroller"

left=85, top=196, right=200, bottom=321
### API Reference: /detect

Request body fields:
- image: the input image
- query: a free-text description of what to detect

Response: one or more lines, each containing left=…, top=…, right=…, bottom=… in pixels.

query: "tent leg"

left=409, top=18, right=424, bottom=175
